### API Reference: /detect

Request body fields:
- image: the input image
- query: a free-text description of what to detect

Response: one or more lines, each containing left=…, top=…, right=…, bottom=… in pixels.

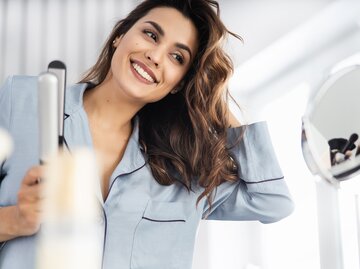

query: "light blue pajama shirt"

left=0, top=76, right=294, bottom=269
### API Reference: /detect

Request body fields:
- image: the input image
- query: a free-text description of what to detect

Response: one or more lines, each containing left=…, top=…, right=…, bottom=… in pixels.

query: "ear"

left=171, top=81, right=184, bottom=94
left=170, top=88, right=179, bottom=94
left=112, top=36, right=122, bottom=47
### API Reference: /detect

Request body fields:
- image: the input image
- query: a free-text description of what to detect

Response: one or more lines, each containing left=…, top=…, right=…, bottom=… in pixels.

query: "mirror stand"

left=302, top=65, right=360, bottom=269
left=315, top=178, right=344, bottom=269
left=355, top=195, right=360, bottom=267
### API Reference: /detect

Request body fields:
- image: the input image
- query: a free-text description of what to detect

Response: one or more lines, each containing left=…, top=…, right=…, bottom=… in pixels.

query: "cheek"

left=120, top=34, right=142, bottom=51
left=111, top=50, right=122, bottom=71
left=164, top=64, right=186, bottom=85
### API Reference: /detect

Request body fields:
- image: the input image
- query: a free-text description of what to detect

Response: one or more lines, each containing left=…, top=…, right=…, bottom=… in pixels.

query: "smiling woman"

left=107, top=7, right=198, bottom=103
left=0, top=0, right=294, bottom=269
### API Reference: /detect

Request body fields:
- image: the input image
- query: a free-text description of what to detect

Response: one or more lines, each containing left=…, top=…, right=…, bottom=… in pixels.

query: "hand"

left=15, top=166, right=44, bottom=236
left=228, top=110, right=241, bottom=128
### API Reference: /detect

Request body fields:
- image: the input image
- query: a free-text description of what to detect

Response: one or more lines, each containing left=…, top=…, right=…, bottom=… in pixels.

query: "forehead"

left=137, top=7, right=198, bottom=51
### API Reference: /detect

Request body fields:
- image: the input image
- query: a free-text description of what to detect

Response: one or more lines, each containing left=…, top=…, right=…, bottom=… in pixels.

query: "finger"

left=34, top=207, right=44, bottom=213
left=18, top=184, right=45, bottom=204
left=20, top=209, right=42, bottom=228
left=22, top=166, right=44, bottom=186
left=19, top=196, right=45, bottom=212
left=27, top=184, right=45, bottom=200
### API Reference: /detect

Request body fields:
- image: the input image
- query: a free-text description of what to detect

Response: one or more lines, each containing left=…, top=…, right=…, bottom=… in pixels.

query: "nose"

left=145, top=48, right=163, bottom=68
left=147, top=55, right=159, bottom=67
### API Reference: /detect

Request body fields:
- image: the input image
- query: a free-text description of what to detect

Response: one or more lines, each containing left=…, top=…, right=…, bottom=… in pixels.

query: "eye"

left=143, top=30, right=157, bottom=42
left=172, top=53, right=184, bottom=65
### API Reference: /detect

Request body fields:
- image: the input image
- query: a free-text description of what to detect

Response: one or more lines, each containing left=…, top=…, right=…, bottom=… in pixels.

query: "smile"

left=131, top=61, right=157, bottom=83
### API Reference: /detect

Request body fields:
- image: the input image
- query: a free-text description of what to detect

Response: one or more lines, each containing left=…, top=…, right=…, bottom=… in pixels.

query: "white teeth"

left=132, top=63, right=155, bottom=83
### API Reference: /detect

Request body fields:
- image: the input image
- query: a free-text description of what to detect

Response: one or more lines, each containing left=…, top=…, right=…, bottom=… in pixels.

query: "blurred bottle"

left=36, top=148, right=102, bottom=269
left=0, top=128, right=13, bottom=163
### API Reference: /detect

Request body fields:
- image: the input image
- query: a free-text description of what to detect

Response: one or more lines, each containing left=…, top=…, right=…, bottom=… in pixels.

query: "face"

left=108, top=7, right=198, bottom=104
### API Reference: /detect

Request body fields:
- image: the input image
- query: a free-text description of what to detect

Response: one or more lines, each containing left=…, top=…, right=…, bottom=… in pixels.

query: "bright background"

left=1, top=0, right=360, bottom=268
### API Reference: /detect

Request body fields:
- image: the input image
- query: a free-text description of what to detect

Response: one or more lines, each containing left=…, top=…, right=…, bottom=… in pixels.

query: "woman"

left=0, top=0, right=294, bottom=268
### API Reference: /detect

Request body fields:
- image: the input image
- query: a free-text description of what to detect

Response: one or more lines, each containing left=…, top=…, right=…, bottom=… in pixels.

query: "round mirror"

left=302, top=65, right=360, bottom=184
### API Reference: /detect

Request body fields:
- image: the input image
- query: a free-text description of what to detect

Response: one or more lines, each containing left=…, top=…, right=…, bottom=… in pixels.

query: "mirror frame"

left=302, top=65, right=360, bottom=185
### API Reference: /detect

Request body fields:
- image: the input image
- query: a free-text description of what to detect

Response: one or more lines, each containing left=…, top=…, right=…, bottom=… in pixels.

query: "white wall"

left=0, top=0, right=138, bottom=83
left=2, top=1, right=360, bottom=269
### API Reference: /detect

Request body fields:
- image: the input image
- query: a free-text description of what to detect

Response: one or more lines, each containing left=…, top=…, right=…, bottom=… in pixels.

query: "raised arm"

left=203, top=121, right=294, bottom=223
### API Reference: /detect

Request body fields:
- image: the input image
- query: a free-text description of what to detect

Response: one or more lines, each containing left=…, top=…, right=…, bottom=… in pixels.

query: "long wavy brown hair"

left=80, top=0, right=243, bottom=212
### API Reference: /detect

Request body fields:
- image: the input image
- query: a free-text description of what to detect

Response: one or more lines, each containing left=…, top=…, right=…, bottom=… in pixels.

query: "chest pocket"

left=130, top=200, right=189, bottom=269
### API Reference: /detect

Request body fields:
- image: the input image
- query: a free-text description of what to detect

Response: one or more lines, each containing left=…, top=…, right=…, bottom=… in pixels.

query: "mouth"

left=130, top=59, right=158, bottom=84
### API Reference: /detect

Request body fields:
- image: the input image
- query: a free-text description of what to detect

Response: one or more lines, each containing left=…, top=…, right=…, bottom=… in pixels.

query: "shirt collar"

left=64, top=83, right=88, bottom=116
left=111, top=119, right=147, bottom=177
left=64, top=83, right=146, bottom=176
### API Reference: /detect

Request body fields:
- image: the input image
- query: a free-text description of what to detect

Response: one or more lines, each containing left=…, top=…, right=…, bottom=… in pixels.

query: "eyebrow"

left=144, top=20, right=193, bottom=60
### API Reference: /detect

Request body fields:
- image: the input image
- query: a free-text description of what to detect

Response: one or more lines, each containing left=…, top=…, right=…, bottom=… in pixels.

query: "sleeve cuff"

left=227, top=121, right=284, bottom=182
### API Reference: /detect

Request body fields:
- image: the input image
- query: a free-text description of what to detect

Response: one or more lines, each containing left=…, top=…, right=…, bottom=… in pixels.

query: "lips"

left=130, top=59, right=158, bottom=84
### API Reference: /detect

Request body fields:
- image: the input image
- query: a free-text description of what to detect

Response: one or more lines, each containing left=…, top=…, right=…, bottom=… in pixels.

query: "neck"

left=83, top=78, right=143, bottom=133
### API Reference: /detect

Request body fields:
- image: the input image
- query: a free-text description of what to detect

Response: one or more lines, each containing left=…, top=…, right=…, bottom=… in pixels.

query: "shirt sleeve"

left=202, top=121, right=294, bottom=223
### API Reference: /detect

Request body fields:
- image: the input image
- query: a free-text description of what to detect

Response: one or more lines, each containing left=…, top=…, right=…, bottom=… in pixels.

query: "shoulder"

left=0, top=75, right=39, bottom=118
left=0, top=75, right=38, bottom=101
left=0, top=76, right=39, bottom=133
left=1, top=75, right=38, bottom=89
